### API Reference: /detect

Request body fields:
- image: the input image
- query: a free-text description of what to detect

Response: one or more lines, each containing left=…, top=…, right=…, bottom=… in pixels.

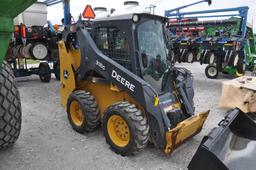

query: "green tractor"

left=0, top=0, right=36, bottom=149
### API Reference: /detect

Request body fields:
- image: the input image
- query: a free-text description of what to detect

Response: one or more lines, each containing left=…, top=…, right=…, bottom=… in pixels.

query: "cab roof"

left=93, top=13, right=168, bottom=23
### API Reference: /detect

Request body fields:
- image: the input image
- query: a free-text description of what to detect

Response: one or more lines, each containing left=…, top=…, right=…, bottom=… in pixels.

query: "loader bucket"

left=188, top=108, right=256, bottom=170
left=0, top=0, right=36, bottom=66
left=164, top=111, right=209, bottom=153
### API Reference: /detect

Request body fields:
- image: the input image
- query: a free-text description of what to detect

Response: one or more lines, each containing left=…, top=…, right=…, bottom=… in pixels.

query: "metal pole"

left=63, top=0, right=71, bottom=25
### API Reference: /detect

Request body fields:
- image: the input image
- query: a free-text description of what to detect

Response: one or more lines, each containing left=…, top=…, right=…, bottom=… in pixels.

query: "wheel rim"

left=32, top=44, right=48, bottom=60
left=70, top=100, right=84, bottom=126
left=107, top=114, right=130, bottom=147
left=208, top=66, right=217, bottom=77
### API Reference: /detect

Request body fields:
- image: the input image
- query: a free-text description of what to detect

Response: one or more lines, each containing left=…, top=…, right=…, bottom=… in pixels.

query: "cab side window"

left=94, top=28, right=109, bottom=50
left=94, top=27, right=132, bottom=71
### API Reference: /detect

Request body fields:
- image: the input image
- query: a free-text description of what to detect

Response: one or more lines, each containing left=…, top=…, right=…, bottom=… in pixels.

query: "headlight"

left=132, top=14, right=139, bottom=23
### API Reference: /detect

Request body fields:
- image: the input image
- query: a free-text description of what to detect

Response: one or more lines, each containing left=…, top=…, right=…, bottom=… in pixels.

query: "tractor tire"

left=38, top=62, right=51, bottom=83
left=205, top=64, right=218, bottom=79
left=103, top=101, right=149, bottom=156
left=236, top=57, right=246, bottom=76
left=53, top=62, right=60, bottom=80
left=0, top=61, right=21, bottom=149
left=67, top=90, right=100, bottom=133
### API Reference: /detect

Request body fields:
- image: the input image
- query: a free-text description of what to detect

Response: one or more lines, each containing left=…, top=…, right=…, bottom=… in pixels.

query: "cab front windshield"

left=137, top=19, right=169, bottom=94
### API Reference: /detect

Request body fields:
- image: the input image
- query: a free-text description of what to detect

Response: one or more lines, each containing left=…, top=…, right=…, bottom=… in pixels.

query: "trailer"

left=165, top=3, right=256, bottom=79
left=6, top=2, right=61, bottom=82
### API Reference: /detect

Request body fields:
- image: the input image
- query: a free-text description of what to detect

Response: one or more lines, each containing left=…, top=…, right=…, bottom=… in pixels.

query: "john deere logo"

left=111, top=70, right=135, bottom=92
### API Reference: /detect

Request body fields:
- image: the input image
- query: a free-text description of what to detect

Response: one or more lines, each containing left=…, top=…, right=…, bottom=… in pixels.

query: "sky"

left=46, top=0, right=256, bottom=32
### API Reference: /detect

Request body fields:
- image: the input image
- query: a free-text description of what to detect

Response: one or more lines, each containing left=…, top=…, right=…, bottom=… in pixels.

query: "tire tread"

left=103, top=101, right=149, bottom=156
left=0, top=61, right=21, bottom=149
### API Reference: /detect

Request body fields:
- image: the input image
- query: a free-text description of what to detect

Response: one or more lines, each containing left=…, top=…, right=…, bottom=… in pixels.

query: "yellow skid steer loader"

left=58, top=13, right=209, bottom=155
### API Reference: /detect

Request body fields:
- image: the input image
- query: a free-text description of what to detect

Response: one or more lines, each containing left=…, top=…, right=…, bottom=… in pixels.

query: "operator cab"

left=90, top=13, right=170, bottom=94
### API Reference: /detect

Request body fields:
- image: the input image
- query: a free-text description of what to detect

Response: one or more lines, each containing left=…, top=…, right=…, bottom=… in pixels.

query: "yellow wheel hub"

left=107, top=115, right=130, bottom=147
left=70, top=100, right=84, bottom=126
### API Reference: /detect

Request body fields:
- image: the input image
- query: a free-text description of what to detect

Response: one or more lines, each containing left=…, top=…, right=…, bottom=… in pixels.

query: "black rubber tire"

left=103, top=101, right=149, bottom=156
left=200, top=50, right=208, bottom=64
left=228, top=52, right=239, bottom=66
left=236, top=57, right=246, bottom=75
left=227, top=51, right=235, bottom=66
left=206, top=52, right=215, bottom=64
left=205, top=64, right=218, bottom=79
left=67, top=90, right=100, bottom=133
left=38, top=62, right=51, bottom=83
left=53, top=62, right=60, bottom=80
left=0, top=61, right=21, bottom=149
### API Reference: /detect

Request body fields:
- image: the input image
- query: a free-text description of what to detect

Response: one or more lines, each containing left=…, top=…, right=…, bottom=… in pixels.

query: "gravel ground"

left=0, top=63, right=232, bottom=170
